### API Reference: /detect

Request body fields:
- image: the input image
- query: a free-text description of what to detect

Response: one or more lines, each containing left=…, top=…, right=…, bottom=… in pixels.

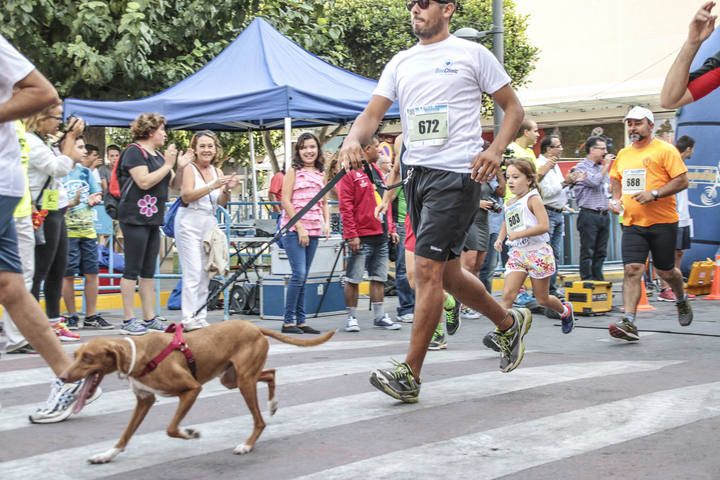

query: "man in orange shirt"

left=608, top=107, right=692, bottom=341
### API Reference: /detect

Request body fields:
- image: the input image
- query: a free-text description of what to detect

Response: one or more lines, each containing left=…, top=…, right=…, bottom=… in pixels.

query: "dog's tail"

left=260, top=328, right=335, bottom=347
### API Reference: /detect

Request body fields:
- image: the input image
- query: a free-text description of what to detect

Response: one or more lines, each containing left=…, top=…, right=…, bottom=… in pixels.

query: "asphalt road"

left=1, top=290, right=719, bottom=479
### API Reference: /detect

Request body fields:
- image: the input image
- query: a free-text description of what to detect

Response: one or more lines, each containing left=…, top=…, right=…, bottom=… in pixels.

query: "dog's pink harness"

left=138, top=323, right=198, bottom=379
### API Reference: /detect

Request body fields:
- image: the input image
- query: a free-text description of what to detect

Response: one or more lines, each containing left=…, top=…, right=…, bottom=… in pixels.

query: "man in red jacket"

left=339, top=135, right=401, bottom=332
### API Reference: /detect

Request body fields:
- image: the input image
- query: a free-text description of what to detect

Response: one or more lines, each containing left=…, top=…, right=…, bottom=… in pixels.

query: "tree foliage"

left=331, top=0, right=538, bottom=85
left=1, top=0, right=262, bottom=99
left=3, top=0, right=538, bottom=169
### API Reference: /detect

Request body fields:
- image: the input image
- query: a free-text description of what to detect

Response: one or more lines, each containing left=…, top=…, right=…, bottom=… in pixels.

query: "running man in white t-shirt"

left=0, top=34, right=101, bottom=424
left=339, top=0, right=528, bottom=403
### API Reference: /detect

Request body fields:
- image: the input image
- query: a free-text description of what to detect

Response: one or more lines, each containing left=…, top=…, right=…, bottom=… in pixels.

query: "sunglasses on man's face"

left=406, top=0, right=453, bottom=11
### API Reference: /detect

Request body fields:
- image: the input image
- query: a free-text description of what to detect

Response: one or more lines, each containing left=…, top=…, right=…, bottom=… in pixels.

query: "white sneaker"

left=183, top=319, right=210, bottom=331
left=345, top=316, right=360, bottom=332
left=29, top=378, right=81, bottom=424
left=397, top=313, right=414, bottom=323
left=461, top=307, right=481, bottom=320
left=374, top=313, right=401, bottom=330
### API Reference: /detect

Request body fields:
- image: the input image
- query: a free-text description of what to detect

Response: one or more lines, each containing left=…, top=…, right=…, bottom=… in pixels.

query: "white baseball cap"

left=624, top=106, right=654, bottom=124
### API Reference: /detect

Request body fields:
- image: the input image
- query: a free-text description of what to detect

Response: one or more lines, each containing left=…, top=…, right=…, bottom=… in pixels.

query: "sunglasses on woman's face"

left=406, top=0, right=453, bottom=11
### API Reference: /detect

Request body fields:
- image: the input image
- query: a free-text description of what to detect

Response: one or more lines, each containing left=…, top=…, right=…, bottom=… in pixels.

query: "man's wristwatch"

left=651, top=189, right=660, bottom=201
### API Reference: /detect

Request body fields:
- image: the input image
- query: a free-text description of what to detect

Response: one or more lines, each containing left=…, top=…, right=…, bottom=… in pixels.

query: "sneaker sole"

left=57, top=336, right=81, bottom=342
left=428, top=343, right=448, bottom=351
left=608, top=324, right=640, bottom=341
left=657, top=297, right=676, bottom=302
left=119, top=329, right=147, bottom=336
left=369, top=372, right=419, bottom=404
left=83, top=324, right=115, bottom=330
left=374, top=324, right=401, bottom=330
left=345, top=327, right=360, bottom=332
left=29, top=407, right=75, bottom=424
left=502, top=308, right=532, bottom=373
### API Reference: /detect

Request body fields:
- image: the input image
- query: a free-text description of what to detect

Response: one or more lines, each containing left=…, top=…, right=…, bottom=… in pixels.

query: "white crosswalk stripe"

left=0, top=360, right=680, bottom=479
left=0, top=340, right=408, bottom=390
left=297, top=381, right=720, bottom=480
left=0, top=350, right=498, bottom=432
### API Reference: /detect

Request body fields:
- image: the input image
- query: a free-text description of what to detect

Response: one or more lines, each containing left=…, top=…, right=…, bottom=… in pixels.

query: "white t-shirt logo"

left=435, top=59, right=459, bottom=75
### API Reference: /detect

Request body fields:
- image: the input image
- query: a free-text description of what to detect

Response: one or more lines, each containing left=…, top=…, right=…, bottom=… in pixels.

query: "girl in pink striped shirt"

left=279, top=132, right=330, bottom=334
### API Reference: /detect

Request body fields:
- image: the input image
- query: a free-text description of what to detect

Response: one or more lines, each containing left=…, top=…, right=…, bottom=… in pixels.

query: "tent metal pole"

left=284, top=117, right=292, bottom=172
left=249, top=130, right=259, bottom=221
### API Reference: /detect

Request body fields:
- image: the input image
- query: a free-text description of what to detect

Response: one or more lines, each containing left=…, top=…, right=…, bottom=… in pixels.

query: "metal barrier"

left=78, top=200, right=624, bottom=317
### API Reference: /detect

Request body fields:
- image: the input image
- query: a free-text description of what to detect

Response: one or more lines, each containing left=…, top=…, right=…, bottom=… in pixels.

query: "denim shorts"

left=0, top=196, right=22, bottom=274
left=65, top=237, right=99, bottom=276
left=345, top=239, right=389, bottom=284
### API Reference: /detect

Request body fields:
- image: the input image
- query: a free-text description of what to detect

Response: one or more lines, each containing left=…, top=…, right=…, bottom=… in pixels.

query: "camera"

left=489, top=199, right=503, bottom=214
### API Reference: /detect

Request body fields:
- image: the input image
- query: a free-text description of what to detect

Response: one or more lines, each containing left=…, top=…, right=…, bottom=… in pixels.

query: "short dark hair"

left=540, top=135, right=560, bottom=154
left=106, top=144, right=121, bottom=154
left=362, top=134, right=380, bottom=149
left=85, top=143, right=99, bottom=155
left=676, top=135, right=695, bottom=154
left=585, top=136, right=606, bottom=155
left=515, top=118, right=536, bottom=140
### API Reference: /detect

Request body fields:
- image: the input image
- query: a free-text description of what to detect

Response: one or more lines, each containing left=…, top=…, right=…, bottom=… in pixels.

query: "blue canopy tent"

left=64, top=17, right=400, bottom=217
left=64, top=17, right=399, bottom=130
left=675, top=28, right=720, bottom=270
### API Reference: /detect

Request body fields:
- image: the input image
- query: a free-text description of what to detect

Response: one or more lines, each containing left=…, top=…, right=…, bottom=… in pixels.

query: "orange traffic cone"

left=637, top=281, right=656, bottom=311
left=705, top=254, right=720, bottom=300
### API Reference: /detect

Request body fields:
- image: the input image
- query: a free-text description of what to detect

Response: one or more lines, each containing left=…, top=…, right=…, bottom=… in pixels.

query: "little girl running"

left=492, top=158, right=574, bottom=335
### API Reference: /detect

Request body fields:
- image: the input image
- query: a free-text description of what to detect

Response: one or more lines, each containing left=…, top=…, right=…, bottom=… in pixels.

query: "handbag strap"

left=34, top=175, right=53, bottom=210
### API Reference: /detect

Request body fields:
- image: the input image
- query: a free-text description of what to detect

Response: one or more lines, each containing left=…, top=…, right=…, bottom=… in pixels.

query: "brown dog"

left=60, top=320, right=335, bottom=464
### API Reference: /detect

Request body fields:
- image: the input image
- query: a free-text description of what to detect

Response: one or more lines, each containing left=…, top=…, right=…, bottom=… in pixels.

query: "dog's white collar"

left=118, top=337, right=137, bottom=379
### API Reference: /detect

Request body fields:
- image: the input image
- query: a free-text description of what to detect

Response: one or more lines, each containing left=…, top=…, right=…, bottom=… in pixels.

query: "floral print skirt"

left=505, top=243, right=556, bottom=279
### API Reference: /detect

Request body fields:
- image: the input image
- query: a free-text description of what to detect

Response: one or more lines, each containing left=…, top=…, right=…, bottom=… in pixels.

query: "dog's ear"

left=105, top=342, right=126, bottom=373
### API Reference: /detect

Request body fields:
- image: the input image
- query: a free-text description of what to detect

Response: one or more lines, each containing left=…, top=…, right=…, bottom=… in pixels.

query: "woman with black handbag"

left=25, top=104, right=85, bottom=341
left=116, top=113, right=188, bottom=335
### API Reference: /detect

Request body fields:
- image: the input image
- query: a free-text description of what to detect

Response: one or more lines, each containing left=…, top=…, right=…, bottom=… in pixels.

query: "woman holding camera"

left=25, top=105, right=86, bottom=341
left=175, top=131, right=237, bottom=331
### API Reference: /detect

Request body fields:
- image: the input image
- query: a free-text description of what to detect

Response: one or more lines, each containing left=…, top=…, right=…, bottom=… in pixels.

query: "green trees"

left=2, top=1, right=261, bottom=98
left=3, top=1, right=537, bottom=167
left=3, top=0, right=536, bottom=99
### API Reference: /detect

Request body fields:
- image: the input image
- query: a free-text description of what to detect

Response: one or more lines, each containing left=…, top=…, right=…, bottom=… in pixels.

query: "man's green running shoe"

left=608, top=317, right=639, bottom=341
left=497, top=308, right=532, bottom=373
left=445, top=295, right=461, bottom=336
left=369, top=361, right=421, bottom=403
left=483, top=329, right=501, bottom=352
left=428, top=324, right=447, bottom=350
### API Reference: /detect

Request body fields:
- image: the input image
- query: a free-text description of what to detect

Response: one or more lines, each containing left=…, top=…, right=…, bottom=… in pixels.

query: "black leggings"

left=120, top=223, right=161, bottom=280
left=32, top=209, right=68, bottom=319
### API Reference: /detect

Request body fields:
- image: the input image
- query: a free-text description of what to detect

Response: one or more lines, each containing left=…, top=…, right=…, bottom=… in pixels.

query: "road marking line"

left=0, top=340, right=408, bottom=387
left=0, top=350, right=497, bottom=432
left=0, top=360, right=680, bottom=479
left=298, top=377, right=718, bottom=480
